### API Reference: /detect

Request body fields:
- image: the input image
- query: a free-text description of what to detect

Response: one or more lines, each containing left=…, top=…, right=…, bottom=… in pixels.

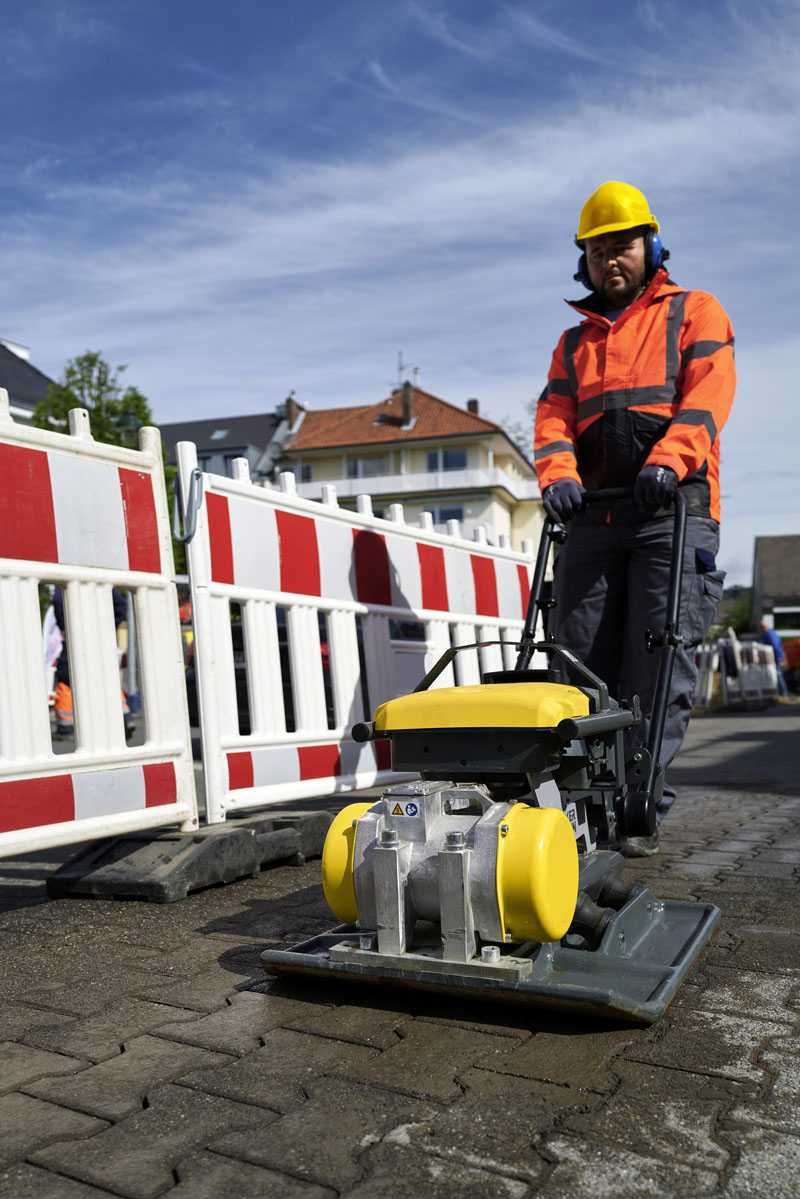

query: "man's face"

left=584, top=229, right=647, bottom=305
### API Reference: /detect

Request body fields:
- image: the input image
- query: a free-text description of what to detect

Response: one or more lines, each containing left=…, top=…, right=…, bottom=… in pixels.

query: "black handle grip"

left=351, top=721, right=375, bottom=743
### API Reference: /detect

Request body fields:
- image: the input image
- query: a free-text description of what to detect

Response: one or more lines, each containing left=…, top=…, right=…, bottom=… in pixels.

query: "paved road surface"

left=0, top=707, right=798, bottom=1197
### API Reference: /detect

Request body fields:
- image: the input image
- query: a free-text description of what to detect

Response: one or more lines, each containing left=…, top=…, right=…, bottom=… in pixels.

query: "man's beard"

left=600, top=277, right=645, bottom=307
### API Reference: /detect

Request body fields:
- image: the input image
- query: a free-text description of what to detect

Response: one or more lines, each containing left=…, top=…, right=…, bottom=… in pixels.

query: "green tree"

left=33, top=351, right=152, bottom=446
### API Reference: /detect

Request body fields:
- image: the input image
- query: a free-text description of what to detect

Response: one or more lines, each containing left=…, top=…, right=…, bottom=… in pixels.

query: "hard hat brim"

left=577, top=215, right=660, bottom=243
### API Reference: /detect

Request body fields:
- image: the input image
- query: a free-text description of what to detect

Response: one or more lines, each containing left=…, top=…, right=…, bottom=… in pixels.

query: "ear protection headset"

left=573, top=230, right=669, bottom=291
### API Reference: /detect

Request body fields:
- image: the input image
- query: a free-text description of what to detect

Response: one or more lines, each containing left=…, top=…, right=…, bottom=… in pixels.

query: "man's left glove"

left=635, top=464, right=678, bottom=509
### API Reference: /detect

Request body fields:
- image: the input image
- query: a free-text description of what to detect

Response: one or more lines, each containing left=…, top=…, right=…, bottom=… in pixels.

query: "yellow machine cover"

left=373, top=682, right=589, bottom=732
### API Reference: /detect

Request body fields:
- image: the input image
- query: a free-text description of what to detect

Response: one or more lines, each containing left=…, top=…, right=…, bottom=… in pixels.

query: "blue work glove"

left=635, top=464, right=678, bottom=510
left=543, top=479, right=586, bottom=522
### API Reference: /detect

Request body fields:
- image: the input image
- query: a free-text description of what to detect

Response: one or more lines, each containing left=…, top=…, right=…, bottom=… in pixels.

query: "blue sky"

left=1, top=0, right=798, bottom=582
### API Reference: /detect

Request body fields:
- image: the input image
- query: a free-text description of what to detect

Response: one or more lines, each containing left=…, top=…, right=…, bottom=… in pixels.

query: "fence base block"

left=45, top=810, right=332, bottom=904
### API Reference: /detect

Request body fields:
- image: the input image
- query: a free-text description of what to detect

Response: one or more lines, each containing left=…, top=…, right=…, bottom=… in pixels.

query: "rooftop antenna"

left=396, top=351, right=421, bottom=390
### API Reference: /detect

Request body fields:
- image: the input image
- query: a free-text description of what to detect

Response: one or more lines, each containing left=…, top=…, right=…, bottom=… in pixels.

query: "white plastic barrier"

left=0, top=394, right=197, bottom=855
left=693, top=635, right=779, bottom=708
left=721, top=633, right=778, bottom=704
left=178, top=443, right=536, bottom=823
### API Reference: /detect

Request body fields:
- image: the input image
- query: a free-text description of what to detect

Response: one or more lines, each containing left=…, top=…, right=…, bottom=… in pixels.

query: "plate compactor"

left=262, top=489, right=720, bottom=1023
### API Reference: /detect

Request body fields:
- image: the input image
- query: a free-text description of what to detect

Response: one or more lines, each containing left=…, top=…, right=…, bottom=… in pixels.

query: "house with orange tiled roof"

left=281, top=383, right=543, bottom=550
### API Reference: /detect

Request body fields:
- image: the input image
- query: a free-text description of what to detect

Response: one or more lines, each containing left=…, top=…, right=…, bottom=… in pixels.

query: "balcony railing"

left=295, top=467, right=540, bottom=504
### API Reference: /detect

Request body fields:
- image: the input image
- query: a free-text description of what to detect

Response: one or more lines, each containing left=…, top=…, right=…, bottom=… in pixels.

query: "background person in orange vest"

left=534, top=181, right=735, bottom=855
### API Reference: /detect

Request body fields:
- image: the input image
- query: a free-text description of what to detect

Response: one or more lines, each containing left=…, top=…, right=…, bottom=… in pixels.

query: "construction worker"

left=534, top=181, right=735, bottom=855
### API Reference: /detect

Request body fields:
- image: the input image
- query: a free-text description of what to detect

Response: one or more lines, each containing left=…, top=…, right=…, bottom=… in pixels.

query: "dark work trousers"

left=552, top=513, right=725, bottom=815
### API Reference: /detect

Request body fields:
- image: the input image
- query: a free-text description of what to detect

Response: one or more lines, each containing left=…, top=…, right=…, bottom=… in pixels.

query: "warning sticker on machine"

left=391, top=804, right=403, bottom=816
left=404, top=802, right=418, bottom=816
left=565, top=803, right=578, bottom=833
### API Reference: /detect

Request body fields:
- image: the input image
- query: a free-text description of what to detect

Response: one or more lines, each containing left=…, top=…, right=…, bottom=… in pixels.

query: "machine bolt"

left=500, top=823, right=509, bottom=837
left=481, top=945, right=501, bottom=964
left=380, top=828, right=399, bottom=846
left=633, top=752, right=643, bottom=762
left=446, top=830, right=465, bottom=849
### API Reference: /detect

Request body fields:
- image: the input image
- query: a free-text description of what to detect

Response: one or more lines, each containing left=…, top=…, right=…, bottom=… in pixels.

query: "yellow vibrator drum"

left=321, top=802, right=372, bottom=924
left=495, top=805, right=579, bottom=943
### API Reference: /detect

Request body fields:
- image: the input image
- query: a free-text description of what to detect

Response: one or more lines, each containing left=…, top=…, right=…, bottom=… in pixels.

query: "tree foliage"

left=33, top=351, right=153, bottom=446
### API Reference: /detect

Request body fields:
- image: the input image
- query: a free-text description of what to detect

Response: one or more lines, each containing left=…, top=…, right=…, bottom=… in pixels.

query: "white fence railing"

left=0, top=393, right=197, bottom=856
left=178, top=443, right=536, bottom=824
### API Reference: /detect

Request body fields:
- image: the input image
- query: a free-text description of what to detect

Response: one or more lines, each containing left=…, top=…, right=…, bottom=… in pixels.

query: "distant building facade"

left=0, top=339, right=56, bottom=422
left=280, top=384, right=542, bottom=549
left=159, top=410, right=285, bottom=482
left=752, top=535, right=800, bottom=636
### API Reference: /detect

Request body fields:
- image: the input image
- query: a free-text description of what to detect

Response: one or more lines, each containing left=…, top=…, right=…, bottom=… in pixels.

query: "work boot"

left=618, top=831, right=660, bottom=858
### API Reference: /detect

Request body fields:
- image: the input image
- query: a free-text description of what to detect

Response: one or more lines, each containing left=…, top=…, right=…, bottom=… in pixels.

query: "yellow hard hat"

left=576, top=181, right=660, bottom=242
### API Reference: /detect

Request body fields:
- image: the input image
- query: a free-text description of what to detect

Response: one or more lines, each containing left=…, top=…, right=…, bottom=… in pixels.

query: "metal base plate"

left=261, top=887, right=720, bottom=1024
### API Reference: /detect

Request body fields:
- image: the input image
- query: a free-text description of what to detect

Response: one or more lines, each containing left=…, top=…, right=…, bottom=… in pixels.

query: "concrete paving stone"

left=25, top=1000, right=200, bottom=1064
left=179, top=1026, right=380, bottom=1112
left=329, top=1021, right=513, bottom=1103
left=715, top=829, right=777, bottom=844
left=751, top=848, right=800, bottom=864
left=692, top=967, right=800, bottom=1022
left=702, top=926, right=800, bottom=975
left=724, top=1050, right=800, bottom=1135
left=131, top=948, right=265, bottom=1013
left=697, top=888, right=800, bottom=928
left=476, top=1024, right=642, bottom=1093
left=0, top=1092, right=107, bottom=1167
left=0, top=1041, right=85, bottom=1094
left=167, top=1152, right=334, bottom=1198
left=714, top=839, right=772, bottom=854
left=24, top=1035, right=231, bottom=1121
left=666, top=861, right=736, bottom=880
left=0, top=1164, right=111, bottom=1198
left=281, top=1001, right=411, bottom=1049
left=2, top=1001, right=79, bottom=1041
left=31, top=1083, right=274, bottom=1199
left=684, top=851, right=749, bottom=866
left=213, top=1076, right=439, bottom=1192
left=426, top=1067, right=596, bottom=1179
left=732, top=860, right=799, bottom=879
left=720, top=1126, right=800, bottom=1198
left=562, top=1059, right=735, bottom=1172
left=351, top=1141, right=533, bottom=1198
left=154, top=990, right=321, bottom=1056
left=625, top=1009, right=787, bottom=1084
left=766, top=1027, right=800, bottom=1055
left=539, top=1134, right=719, bottom=1197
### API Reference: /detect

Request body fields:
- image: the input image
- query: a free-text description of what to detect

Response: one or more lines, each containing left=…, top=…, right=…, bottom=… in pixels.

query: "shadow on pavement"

left=671, top=706, right=800, bottom=791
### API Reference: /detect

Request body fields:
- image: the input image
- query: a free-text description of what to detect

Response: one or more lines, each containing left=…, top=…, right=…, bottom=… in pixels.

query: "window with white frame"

left=346, top=455, right=389, bottom=479
left=426, top=447, right=468, bottom=472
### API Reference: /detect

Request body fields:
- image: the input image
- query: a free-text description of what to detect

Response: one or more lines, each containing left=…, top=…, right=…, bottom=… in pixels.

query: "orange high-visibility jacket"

left=534, top=268, right=735, bottom=521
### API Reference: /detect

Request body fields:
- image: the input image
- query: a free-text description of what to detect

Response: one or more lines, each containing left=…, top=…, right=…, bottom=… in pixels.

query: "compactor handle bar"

left=516, top=485, right=688, bottom=804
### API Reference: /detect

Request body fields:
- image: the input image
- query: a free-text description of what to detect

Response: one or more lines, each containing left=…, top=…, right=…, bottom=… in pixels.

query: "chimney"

left=467, top=398, right=480, bottom=415
left=402, top=380, right=413, bottom=425
left=285, top=390, right=301, bottom=430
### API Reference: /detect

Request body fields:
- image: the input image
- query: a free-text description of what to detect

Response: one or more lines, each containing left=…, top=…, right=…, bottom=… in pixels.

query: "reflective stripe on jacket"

left=534, top=268, right=736, bottom=520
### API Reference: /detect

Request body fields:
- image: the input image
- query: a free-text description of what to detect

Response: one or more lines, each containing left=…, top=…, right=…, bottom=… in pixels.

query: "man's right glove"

left=634, top=464, right=678, bottom=510
left=542, top=479, right=586, bottom=523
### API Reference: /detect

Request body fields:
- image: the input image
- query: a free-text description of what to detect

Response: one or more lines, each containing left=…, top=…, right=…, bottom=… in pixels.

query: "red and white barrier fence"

left=0, top=393, right=197, bottom=855
left=178, top=442, right=536, bottom=823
